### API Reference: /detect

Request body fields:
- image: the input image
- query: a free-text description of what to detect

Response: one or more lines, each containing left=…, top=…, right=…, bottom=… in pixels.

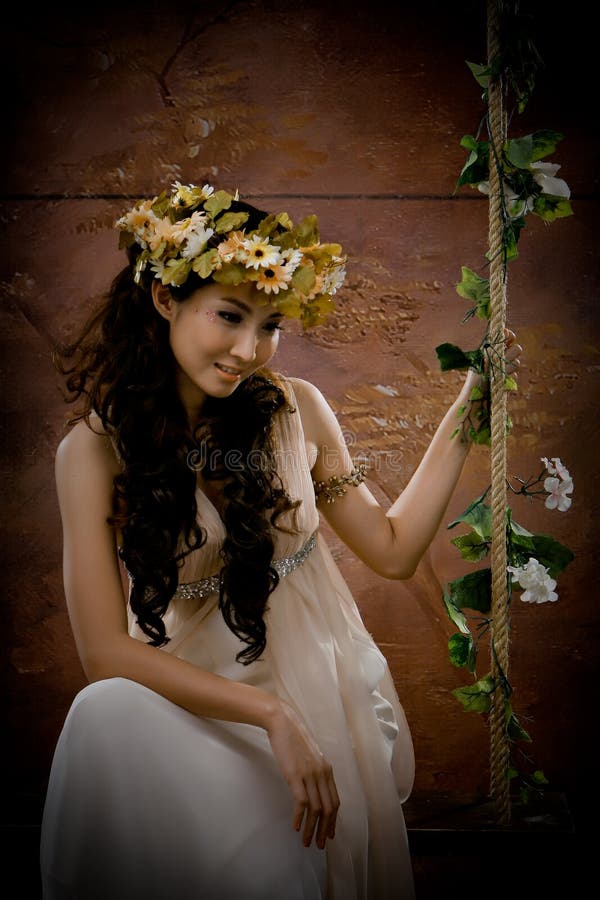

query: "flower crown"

left=115, top=182, right=347, bottom=328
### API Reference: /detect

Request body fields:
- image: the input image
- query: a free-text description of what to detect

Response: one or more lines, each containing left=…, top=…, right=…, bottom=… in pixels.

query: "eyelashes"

left=216, top=310, right=283, bottom=332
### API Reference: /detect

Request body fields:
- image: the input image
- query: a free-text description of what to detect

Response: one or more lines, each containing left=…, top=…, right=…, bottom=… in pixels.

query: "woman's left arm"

left=293, top=336, right=520, bottom=580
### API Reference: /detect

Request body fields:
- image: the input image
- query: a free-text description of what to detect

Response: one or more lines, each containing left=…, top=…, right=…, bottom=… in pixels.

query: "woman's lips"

left=214, top=362, right=243, bottom=380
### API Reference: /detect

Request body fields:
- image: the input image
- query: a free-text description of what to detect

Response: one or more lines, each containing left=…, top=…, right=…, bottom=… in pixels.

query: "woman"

left=40, top=182, right=520, bottom=899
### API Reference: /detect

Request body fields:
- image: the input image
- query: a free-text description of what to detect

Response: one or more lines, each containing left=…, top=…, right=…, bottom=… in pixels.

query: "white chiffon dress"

left=40, top=378, right=416, bottom=899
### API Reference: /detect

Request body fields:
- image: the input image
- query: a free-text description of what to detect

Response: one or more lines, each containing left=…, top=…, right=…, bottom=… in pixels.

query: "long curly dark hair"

left=55, top=198, right=301, bottom=664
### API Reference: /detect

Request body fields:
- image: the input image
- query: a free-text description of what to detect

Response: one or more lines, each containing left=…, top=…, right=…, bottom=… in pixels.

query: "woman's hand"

left=463, top=327, right=523, bottom=396
left=266, top=700, right=340, bottom=850
left=501, top=327, right=523, bottom=377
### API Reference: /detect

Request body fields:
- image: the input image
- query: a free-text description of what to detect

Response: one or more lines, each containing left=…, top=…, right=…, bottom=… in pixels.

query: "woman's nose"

left=230, top=326, right=258, bottom=362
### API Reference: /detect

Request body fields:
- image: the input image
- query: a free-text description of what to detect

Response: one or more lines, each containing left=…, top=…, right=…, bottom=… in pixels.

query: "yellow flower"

left=147, top=216, right=179, bottom=252
left=323, top=259, right=346, bottom=295
left=240, top=234, right=281, bottom=270
left=305, top=273, right=325, bottom=300
left=171, top=210, right=209, bottom=245
left=217, top=230, right=246, bottom=263
left=171, top=182, right=214, bottom=207
left=255, top=264, right=292, bottom=294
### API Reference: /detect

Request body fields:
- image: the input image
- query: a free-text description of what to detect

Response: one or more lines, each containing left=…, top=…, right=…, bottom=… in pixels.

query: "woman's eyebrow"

left=219, top=297, right=283, bottom=319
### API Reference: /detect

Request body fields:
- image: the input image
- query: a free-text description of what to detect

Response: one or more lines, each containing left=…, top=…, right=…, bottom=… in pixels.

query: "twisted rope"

left=486, top=0, right=511, bottom=825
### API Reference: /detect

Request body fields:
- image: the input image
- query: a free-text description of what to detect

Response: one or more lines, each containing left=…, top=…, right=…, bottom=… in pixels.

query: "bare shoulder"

left=55, top=416, right=121, bottom=489
left=281, top=376, right=343, bottom=457
left=284, top=375, right=329, bottom=417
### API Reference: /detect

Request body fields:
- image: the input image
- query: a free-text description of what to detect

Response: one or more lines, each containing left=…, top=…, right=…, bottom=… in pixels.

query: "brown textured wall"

left=2, top=0, right=597, bottom=841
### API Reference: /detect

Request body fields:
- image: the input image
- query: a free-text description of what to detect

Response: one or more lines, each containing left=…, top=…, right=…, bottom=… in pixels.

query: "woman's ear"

left=151, top=281, right=176, bottom=321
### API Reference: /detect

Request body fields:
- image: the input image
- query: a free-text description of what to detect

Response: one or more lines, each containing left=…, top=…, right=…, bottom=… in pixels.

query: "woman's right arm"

left=55, top=421, right=338, bottom=849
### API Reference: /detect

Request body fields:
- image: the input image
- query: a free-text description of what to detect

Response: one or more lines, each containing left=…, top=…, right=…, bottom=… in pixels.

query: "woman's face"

left=153, top=281, right=283, bottom=421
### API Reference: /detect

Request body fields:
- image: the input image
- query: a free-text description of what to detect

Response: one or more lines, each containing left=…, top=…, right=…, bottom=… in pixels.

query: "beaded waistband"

left=172, top=530, right=318, bottom=602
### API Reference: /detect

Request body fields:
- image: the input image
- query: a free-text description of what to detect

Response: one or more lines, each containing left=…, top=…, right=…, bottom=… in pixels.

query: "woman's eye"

left=263, top=322, right=283, bottom=333
left=218, top=310, right=242, bottom=324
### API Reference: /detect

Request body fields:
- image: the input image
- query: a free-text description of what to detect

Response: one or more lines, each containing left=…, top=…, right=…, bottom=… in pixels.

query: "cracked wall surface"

left=2, top=0, right=598, bottom=828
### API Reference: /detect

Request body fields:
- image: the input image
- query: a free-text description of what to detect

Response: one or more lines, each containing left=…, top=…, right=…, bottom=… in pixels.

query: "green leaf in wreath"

left=214, top=211, right=249, bottom=234
left=452, top=673, right=495, bottom=713
left=192, top=249, right=220, bottom=279
left=204, top=189, right=233, bottom=218
left=532, top=770, right=549, bottom=785
left=448, top=568, right=492, bottom=613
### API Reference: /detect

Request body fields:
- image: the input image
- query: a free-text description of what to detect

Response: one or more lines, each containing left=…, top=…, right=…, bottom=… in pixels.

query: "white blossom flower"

left=507, top=558, right=558, bottom=604
left=181, top=225, right=215, bottom=260
left=280, top=248, right=303, bottom=272
left=477, top=161, right=571, bottom=219
left=477, top=180, right=533, bottom=218
left=323, top=259, right=347, bottom=295
left=541, top=456, right=573, bottom=510
left=541, top=456, right=571, bottom=481
left=543, top=475, right=573, bottom=511
left=530, top=162, right=571, bottom=199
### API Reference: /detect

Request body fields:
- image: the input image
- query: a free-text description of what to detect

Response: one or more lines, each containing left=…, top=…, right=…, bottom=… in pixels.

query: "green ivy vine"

left=437, top=2, right=575, bottom=804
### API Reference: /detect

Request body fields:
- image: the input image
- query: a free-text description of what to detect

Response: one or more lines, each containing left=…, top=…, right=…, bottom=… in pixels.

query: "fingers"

left=292, top=760, right=340, bottom=851
left=502, top=328, right=523, bottom=375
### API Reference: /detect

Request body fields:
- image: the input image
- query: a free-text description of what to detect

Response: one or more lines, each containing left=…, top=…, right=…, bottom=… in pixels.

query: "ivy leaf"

left=530, top=534, right=575, bottom=578
left=504, top=216, right=526, bottom=258
left=455, top=266, right=490, bottom=319
left=456, top=136, right=489, bottom=188
left=448, top=633, right=477, bottom=673
left=452, top=673, right=495, bottom=713
left=451, top=531, right=490, bottom=562
left=505, top=702, right=532, bottom=742
left=435, top=343, right=485, bottom=373
left=505, top=135, right=534, bottom=169
left=442, top=590, right=470, bottom=634
left=448, top=569, right=492, bottom=613
left=466, top=60, right=490, bottom=89
left=448, top=491, right=491, bottom=539
left=532, top=770, right=549, bottom=785
left=509, top=516, right=534, bottom=538
left=530, top=130, right=565, bottom=162
left=532, top=195, right=573, bottom=221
